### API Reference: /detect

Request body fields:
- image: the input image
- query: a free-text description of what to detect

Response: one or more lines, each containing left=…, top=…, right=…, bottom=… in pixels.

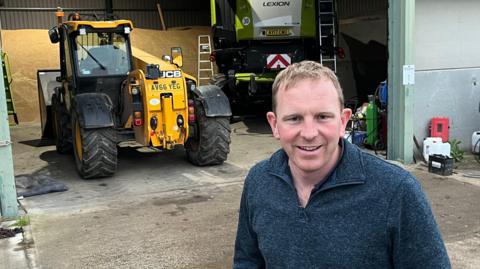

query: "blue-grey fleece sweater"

left=233, top=140, right=451, bottom=269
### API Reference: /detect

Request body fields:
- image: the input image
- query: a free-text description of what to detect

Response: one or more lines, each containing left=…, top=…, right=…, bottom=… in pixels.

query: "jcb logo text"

left=160, top=70, right=182, bottom=78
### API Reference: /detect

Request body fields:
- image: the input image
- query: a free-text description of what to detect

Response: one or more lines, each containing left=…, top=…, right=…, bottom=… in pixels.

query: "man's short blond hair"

left=271, top=61, right=344, bottom=112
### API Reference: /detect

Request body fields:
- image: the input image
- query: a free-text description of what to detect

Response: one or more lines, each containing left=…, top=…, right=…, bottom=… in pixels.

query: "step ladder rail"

left=197, top=35, right=214, bottom=86
left=1, top=52, right=18, bottom=124
left=318, top=0, right=338, bottom=73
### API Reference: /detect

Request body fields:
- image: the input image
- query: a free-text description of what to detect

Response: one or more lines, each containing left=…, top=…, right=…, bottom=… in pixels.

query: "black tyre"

left=186, top=101, right=231, bottom=166
left=72, top=114, right=117, bottom=179
left=51, top=93, right=72, bottom=153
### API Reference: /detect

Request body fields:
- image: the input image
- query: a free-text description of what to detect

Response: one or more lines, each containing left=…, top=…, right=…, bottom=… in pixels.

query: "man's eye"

left=286, top=116, right=300, bottom=122
left=317, top=115, right=330, bottom=120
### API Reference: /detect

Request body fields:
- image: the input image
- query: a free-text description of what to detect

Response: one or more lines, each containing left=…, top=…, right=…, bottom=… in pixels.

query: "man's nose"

left=300, top=120, right=318, bottom=140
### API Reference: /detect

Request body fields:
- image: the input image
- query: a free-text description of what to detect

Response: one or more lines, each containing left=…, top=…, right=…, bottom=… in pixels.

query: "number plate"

left=151, top=83, right=181, bottom=91
left=265, top=28, right=290, bottom=36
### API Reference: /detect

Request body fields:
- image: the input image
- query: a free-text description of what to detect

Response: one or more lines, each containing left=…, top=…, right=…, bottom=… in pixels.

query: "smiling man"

left=233, top=61, right=451, bottom=268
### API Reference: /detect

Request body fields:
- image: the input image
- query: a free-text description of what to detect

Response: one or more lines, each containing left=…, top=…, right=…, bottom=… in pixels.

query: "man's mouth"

left=297, top=145, right=321, bottom=152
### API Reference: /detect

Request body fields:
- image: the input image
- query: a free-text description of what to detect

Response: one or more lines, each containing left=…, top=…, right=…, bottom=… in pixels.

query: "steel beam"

left=387, top=0, right=415, bottom=163
left=0, top=48, right=17, bottom=218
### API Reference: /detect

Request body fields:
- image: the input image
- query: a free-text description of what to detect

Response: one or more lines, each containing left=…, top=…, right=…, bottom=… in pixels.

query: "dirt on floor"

left=1, top=26, right=210, bottom=123
left=0, top=227, right=22, bottom=239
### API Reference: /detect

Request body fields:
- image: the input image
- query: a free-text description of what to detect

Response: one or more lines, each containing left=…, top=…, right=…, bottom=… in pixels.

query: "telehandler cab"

left=38, top=12, right=231, bottom=179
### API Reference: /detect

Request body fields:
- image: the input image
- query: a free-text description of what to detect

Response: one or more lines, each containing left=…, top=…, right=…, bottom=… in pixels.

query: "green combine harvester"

left=209, top=0, right=339, bottom=111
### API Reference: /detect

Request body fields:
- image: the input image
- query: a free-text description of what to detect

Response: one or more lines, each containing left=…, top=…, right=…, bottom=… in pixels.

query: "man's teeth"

left=298, top=146, right=321, bottom=151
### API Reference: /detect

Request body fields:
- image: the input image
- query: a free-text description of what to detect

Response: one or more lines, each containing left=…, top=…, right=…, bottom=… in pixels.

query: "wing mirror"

left=48, top=26, right=60, bottom=44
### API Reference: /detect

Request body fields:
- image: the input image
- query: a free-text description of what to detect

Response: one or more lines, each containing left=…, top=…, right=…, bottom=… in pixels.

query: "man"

left=233, top=61, right=451, bottom=268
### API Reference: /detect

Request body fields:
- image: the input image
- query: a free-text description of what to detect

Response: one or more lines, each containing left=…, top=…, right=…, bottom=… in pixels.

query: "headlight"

left=162, top=55, right=172, bottom=62
left=131, top=86, right=139, bottom=95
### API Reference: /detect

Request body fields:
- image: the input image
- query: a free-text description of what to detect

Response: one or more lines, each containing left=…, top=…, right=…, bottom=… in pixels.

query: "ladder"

left=318, top=0, right=337, bottom=73
left=197, top=35, right=214, bottom=86
left=1, top=52, right=18, bottom=125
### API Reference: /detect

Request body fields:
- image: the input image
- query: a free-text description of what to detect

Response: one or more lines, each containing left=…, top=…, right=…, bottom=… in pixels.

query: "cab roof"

left=65, top=20, right=133, bottom=31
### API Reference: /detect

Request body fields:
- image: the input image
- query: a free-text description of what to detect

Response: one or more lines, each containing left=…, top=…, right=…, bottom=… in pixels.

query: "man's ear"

left=266, top=111, right=280, bottom=139
left=340, top=108, right=352, bottom=136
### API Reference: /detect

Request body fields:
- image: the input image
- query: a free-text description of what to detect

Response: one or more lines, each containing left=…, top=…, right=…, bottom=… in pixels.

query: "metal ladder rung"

left=198, top=34, right=215, bottom=85
left=318, top=0, right=337, bottom=73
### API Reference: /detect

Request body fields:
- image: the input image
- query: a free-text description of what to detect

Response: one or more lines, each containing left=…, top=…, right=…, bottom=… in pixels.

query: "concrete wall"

left=414, top=69, right=480, bottom=150
left=415, top=0, right=480, bottom=151
left=416, top=0, right=480, bottom=70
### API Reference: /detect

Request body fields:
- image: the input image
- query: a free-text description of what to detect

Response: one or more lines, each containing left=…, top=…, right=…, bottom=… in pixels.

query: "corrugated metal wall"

left=0, top=0, right=210, bottom=29
left=1, top=0, right=387, bottom=29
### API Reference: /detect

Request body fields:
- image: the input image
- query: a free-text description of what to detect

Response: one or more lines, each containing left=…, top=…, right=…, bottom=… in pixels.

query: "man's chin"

left=293, top=161, right=325, bottom=173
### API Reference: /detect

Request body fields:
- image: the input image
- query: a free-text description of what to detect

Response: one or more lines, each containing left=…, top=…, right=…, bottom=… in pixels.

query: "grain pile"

left=1, top=26, right=211, bottom=123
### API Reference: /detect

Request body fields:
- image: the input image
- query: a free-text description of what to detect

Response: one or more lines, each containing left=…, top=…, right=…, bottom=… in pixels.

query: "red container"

left=431, top=117, right=449, bottom=143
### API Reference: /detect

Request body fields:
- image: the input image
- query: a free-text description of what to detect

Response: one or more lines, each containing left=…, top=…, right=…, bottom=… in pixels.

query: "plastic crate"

left=352, top=131, right=366, bottom=146
left=428, top=154, right=453, bottom=176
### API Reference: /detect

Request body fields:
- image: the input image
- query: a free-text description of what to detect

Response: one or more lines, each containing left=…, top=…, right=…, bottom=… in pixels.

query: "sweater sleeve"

left=233, top=173, right=265, bottom=269
left=386, top=176, right=451, bottom=269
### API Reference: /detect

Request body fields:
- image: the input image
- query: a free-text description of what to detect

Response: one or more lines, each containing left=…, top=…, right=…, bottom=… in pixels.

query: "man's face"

left=267, top=78, right=352, bottom=176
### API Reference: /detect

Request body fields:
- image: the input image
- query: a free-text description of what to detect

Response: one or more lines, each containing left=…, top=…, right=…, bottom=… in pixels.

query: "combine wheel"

left=72, top=114, right=117, bottom=179
left=51, top=93, right=72, bottom=153
left=186, top=101, right=231, bottom=166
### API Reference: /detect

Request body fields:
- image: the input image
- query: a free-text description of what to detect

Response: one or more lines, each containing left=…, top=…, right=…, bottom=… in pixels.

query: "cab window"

left=75, top=32, right=130, bottom=77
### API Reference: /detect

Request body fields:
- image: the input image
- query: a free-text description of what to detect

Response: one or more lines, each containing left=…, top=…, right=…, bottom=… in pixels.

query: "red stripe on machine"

left=266, top=54, right=291, bottom=69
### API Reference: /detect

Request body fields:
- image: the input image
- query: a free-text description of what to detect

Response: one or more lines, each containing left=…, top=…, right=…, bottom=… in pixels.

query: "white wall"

left=415, top=0, right=480, bottom=151
left=416, top=0, right=480, bottom=70
left=414, top=69, right=480, bottom=149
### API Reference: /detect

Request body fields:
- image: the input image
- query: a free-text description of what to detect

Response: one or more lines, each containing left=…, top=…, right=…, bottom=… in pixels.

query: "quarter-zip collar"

left=267, top=139, right=367, bottom=192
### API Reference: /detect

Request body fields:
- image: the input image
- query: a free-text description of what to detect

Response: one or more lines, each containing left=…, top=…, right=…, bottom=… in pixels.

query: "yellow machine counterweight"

left=128, top=48, right=194, bottom=149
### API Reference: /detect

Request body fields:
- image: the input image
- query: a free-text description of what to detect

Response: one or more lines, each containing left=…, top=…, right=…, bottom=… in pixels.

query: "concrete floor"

left=3, top=117, right=480, bottom=268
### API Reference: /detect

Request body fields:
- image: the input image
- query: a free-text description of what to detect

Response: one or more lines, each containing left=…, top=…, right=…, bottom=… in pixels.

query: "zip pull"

left=298, top=207, right=309, bottom=223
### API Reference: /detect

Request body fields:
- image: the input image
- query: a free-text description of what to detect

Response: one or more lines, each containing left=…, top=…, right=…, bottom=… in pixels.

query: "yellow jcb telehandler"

left=38, top=11, right=231, bottom=179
